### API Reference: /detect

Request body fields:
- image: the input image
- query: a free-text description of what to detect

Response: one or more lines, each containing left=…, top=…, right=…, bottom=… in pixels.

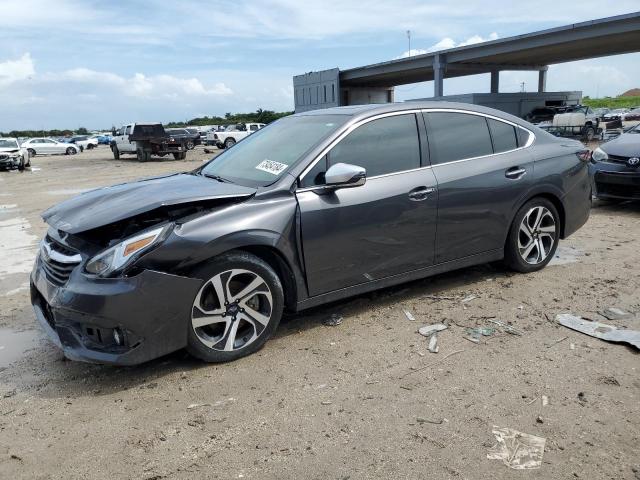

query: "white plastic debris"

left=418, top=323, right=448, bottom=337
left=428, top=335, right=439, bottom=353
left=487, top=426, right=546, bottom=470
left=541, top=395, right=549, bottom=406
left=556, top=314, right=640, bottom=350
left=461, top=295, right=477, bottom=304
left=601, top=307, right=634, bottom=321
left=403, top=309, right=416, bottom=321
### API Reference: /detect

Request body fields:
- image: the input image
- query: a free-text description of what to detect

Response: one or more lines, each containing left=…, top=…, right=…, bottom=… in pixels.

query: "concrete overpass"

left=293, top=12, right=640, bottom=112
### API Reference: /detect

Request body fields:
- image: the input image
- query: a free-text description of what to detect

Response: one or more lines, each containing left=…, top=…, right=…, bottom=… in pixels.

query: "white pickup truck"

left=208, top=123, right=265, bottom=149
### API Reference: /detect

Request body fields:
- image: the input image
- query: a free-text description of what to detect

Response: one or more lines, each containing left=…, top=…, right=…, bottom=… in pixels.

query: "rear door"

left=296, top=112, right=438, bottom=296
left=423, top=110, right=534, bottom=263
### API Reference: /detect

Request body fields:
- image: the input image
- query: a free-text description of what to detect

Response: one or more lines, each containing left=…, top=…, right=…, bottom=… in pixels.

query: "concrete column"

left=490, top=70, right=500, bottom=93
left=433, top=54, right=444, bottom=97
left=538, top=67, right=548, bottom=93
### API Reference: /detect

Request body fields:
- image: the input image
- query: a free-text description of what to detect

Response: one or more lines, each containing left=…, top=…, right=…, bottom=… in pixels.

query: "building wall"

left=293, top=69, right=340, bottom=112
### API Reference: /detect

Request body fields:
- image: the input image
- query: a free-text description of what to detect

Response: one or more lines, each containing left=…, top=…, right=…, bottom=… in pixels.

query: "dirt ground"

left=0, top=146, right=638, bottom=480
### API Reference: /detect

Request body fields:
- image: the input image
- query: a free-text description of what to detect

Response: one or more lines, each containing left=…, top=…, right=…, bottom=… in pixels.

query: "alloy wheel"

left=191, top=269, right=273, bottom=352
left=518, top=206, right=556, bottom=264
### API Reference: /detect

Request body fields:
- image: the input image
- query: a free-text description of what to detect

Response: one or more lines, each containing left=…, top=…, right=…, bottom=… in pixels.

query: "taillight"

left=576, top=150, right=591, bottom=162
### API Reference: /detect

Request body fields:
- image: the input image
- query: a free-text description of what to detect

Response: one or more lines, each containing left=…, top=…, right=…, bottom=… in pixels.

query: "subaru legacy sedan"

left=31, top=102, right=591, bottom=365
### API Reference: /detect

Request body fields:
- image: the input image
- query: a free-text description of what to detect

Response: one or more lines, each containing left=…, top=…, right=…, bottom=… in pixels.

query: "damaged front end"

left=31, top=172, right=256, bottom=364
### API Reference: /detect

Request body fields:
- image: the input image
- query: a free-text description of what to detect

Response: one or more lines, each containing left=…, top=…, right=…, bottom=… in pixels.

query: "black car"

left=590, top=122, right=640, bottom=200
left=31, top=102, right=592, bottom=365
left=166, top=128, right=201, bottom=150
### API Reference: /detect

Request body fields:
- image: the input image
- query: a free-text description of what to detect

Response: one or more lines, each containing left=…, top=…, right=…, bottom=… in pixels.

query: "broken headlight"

left=85, top=223, right=173, bottom=277
left=591, top=147, right=608, bottom=163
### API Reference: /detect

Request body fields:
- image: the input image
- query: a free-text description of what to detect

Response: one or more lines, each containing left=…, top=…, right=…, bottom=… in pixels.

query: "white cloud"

left=395, top=32, right=499, bottom=59
left=0, top=53, right=35, bottom=86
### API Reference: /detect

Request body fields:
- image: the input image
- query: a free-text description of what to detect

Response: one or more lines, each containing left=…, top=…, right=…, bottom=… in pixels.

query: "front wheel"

left=112, top=145, right=120, bottom=159
left=66, top=147, right=77, bottom=155
left=187, top=251, right=284, bottom=363
left=504, top=198, right=560, bottom=273
left=224, top=138, right=236, bottom=149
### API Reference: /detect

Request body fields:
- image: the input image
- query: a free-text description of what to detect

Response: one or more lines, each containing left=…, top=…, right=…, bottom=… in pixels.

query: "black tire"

left=187, top=251, right=284, bottom=363
left=504, top=197, right=560, bottom=273
left=224, top=138, right=236, bottom=149
left=25, top=154, right=31, bottom=167
left=27, top=148, right=36, bottom=157
left=112, top=145, right=120, bottom=160
left=18, top=156, right=25, bottom=171
left=583, top=126, right=596, bottom=141
left=66, top=147, right=76, bottom=155
left=136, top=148, right=151, bottom=162
left=186, top=140, right=195, bottom=150
left=87, top=143, right=95, bottom=150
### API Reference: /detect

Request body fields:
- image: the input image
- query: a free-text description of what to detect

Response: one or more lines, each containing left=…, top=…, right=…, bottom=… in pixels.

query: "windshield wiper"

left=202, top=172, right=233, bottom=183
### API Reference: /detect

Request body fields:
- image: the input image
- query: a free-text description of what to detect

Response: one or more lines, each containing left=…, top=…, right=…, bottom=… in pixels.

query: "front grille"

left=40, top=238, right=82, bottom=287
left=607, top=154, right=630, bottom=165
left=0, top=154, right=9, bottom=160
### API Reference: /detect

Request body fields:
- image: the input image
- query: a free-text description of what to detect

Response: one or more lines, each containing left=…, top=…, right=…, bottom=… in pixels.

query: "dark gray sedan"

left=31, top=102, right=591, bottom=365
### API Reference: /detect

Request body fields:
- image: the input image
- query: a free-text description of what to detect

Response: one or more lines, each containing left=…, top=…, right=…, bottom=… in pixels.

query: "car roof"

left=293, top=101, right=533, bottom=128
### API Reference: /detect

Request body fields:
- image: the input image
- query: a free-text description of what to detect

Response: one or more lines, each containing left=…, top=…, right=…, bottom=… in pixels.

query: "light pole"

left=407, top=30, right=411, bottom=57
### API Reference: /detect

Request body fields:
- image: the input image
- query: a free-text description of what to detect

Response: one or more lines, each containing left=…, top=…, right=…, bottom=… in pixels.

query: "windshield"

left=200, top=114, right=348, bottom=187
left=0, top=139, right=18, bottom=148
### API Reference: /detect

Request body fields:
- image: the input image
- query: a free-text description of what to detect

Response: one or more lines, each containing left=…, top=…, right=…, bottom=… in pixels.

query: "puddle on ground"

left=549, top=245, right=584, bottom=266
left=0, top=206, right=38, bottom=280
left=0, top=328, right=41, bottom=368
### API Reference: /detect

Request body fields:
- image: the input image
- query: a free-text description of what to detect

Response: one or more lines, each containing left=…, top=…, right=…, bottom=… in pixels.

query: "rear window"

left=488, top=118, right=518, bottom=153
left=425, top=112, right=493, bottom=164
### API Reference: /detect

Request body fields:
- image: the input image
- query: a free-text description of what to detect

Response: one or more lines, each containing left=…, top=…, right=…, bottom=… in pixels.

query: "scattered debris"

left=570, top=343, right=575, bottom=350
left=577, top=392, right=587, bottom=405
left=418, top=323, right=447, bottom=337
left=487, top=426, right=546, bottom=470
left=547, top=336, right=568, bottom=348
left=187, top=403, right=212, bottom=410
left=464, top=336, right=480, bottom=344
left=428, top=335, right=439, bottom=353
left=536, top=416, right=544, bottom=424
left=556, top=314, right=640, bottom=350
left=599, top=376, right=620, bottom=386
left=467, top=327, right=495, bottom=338
left=601, top=307, right=634, bottom=321
left=422, top=294, right=458, bottom=301
left=323, top=314, right=343, bottom=327
left=416, top=417, right=443, bottom=425
left=487, top=319, right=523, bottom=336
left=400, top=350, right=465, bottom=379
left=541, top=395, right=549, bottom=406
left=320, top=401, right=332, bottom=405
left=461, top=294, right=477, bottom=304
left=402, top=309, right=416, bottom=321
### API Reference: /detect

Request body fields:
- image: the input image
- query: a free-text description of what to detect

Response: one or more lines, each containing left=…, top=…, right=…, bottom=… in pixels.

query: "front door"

left=296, top=113, right=438, bottom=297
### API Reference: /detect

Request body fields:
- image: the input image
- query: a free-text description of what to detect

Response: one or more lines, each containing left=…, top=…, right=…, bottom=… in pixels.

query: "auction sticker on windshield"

left=256, top=159, right=288, bottom=176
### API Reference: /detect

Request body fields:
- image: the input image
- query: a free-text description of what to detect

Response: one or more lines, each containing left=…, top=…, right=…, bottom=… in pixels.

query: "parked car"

left=69, top=135, right=99, bottom=151
left=165, top=128, right=201, bottom=150
left=593, top=108, right=611, bottom=120
left=96, top=135, right=112, bottom=145
left=622, top=108, right=640, bottom=122
left=590, top=122, right=640, bottom=201
left=211, top=123, right=265, bottom=149
left=0, top=137, right=30, bottom=170
left=111, top=123, right=191, bottom=161
left=603, top=108, right=630, bottom=122
left=22, top=138, right=79, bottom=156
left=31, top=102, right=591, bottom=365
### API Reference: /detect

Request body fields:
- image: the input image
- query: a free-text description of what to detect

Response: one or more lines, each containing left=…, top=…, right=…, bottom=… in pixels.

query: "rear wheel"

left=504, top=198, right=560, bottom=273
left=224, top=138, right=236, bottom=149
left=136, top=148, right=151, bottom=162
left=27, top=148, right=36, bottom=157
left=87, top=143, right=95, bottom=150
left=187, top=251, right=284, bottom=363
left=583, top=125, right=596, bottom=141
left=186, top=140, right=195, bottom=150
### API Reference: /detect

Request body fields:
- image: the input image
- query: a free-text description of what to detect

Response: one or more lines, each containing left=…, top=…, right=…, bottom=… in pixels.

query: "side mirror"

left=324, top=163, right=366, bottom=189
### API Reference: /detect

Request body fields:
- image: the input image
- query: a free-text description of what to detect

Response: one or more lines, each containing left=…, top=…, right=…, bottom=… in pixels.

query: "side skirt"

left=295, top=248, right=503, bottom=311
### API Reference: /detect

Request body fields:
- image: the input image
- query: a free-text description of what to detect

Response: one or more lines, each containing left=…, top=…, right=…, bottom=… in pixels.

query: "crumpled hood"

left=0, top=147, right=20, bottom=154
left=42, top=173, right=256, bottom=234
left=601, top=132, right=640, bottom=158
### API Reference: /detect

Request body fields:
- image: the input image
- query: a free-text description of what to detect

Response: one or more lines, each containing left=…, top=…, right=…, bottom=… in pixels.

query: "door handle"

left=408, top=186, right=436, bottom=201
left=505, top=167, right=527, bottom=179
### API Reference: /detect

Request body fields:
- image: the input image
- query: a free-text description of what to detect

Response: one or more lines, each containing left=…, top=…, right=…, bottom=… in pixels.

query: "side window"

left=329, top=114, right=420, bottom=177
left=124, top=126, right=131, bottom=135
left=425, top=112, right=493, bottom=164
left=250, top=124, right=258, bottom=131
left=300, top=155, right=327, bottom=188
left=516, top=127, right=531, bottom=147
left=487, top=118, right=518, bottom=153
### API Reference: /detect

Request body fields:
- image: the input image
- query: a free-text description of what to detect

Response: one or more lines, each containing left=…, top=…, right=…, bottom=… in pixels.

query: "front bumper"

left=591, top=164, right=640, bottom=200
left=31, top=255, right=202, bottom=365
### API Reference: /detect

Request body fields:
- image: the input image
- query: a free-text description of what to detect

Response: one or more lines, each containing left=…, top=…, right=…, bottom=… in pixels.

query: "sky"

left=0, top=0, right=639, bottom=131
